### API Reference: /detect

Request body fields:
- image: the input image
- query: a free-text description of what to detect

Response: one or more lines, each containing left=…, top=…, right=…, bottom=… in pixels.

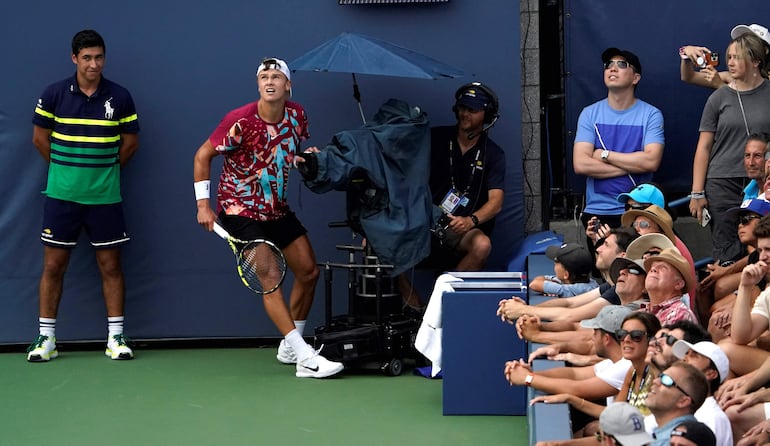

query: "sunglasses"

left=615, top=329, right=647, bottom=343
left=632, top=220, right=653, bottom=230
left=625, top=202, right=650, bottom=211
left=626, top=267, right=643, bottom=276
left=738, top=213, right=760, bottom=226
left=654, top=332, right=678, bottom=346
left=259, top=57, right=283, bottom=71
left=604, top=60, right=631, bottom=70
left=659, top=373, right=691, bottom=399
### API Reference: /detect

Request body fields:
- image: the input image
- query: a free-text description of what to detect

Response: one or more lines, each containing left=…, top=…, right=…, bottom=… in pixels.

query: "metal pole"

left=352, top=73, right=366, bottom=124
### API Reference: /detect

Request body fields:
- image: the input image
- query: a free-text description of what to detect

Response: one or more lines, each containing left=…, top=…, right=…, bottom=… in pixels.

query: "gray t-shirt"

left=700, top=80, right=770, bottom=178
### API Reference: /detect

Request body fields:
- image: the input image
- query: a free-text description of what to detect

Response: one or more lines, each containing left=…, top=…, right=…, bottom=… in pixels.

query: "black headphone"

left=452, top=82, right=500, bottom=125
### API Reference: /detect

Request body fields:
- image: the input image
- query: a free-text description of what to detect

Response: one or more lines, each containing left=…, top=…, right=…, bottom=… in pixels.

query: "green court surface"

left=0, top=347, right=527, bottom=446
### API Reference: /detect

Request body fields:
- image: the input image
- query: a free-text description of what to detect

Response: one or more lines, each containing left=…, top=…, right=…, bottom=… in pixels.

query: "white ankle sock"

left=294, top=320, right=306, bottom=336
left=108, top=316, right=124, bottom=337
left=39, top=318, right=56, bottom=338
left=285, top=329, right=314, bottom=362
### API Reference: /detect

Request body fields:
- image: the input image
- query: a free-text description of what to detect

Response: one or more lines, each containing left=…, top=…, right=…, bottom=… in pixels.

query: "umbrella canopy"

left=290, top=32, right=464, bottom=79
left=290, top=32, right=464, bottom=123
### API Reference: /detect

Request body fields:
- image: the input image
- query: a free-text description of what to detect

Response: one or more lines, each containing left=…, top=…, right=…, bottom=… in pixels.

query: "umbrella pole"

left=352, top=73, right=366, bottom=124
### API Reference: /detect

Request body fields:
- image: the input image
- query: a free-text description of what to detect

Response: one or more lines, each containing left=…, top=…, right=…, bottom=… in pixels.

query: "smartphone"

left=696, top=52, right=719, bottom=69
left=701, top=208, right=712, bottom=227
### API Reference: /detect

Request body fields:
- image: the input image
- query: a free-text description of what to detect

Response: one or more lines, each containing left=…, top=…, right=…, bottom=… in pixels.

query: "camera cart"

left=314, top=239, right=420, bottom=376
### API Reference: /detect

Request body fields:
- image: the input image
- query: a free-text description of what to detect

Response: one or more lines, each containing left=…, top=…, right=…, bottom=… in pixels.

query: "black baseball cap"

left=602, top=48, right=642, bottom=75
left=545, top=243, right=593, bottom=276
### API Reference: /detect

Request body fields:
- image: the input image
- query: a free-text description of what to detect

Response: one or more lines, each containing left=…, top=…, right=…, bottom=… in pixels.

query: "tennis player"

left=193, top=57, right=343, bottom=378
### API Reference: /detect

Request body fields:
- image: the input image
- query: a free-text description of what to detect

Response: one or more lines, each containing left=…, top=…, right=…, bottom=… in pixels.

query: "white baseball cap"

left=256, top=57, right=291, bottom=81
left=731, top=24, right=770, bottom=46
left=672, top=340, right=730, bottom=383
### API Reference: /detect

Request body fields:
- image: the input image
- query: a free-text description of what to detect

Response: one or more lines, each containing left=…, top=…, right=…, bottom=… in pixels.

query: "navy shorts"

left=218, top=211, right=307, bottom=250
left=41, top=197, right=129, bottom=249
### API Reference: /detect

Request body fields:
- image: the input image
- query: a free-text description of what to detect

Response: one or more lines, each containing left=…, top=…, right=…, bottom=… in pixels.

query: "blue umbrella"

left=290, top=32, right=464, bottom=123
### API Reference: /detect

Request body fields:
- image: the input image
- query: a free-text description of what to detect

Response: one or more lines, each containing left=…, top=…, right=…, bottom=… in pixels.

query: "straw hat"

left=621, top=205, right=676, bottom=243
left=625, top=233, right=675, bottom=261
left=643, top=247, right=696, bottom=296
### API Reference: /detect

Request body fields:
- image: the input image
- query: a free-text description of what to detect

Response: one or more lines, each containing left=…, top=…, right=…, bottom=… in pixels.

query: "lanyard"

left=627, top=365, right=650, bottom=403
left=448, top=140, right=482, bottom=195
left=594, top=123, right=637, bottom=187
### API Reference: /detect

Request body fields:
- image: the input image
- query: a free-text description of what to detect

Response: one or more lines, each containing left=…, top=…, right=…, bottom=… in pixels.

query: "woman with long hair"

left=689, top=33, right=770, bottom=263
left=529, top=312, right=661, bottom=430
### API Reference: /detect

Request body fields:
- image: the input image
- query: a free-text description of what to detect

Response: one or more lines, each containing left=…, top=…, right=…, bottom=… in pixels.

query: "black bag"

left=314, top=315, right=419, bottom=376
left=315, top=324, right=382, bottom=363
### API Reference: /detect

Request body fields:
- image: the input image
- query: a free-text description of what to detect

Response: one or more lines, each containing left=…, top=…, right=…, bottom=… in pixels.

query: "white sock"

left=39, top=318, right=56, bottom=338
left=285, top=329, right=314, bottom=362
left=108, top=316, right=124, bottom=337
left=294, top=320, right=306, bottom=336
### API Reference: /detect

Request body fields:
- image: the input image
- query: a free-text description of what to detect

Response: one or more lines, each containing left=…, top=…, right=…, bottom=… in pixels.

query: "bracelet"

left=690, top=191, right=706, bottom=199
left=194, top=180, right=210, bottom=200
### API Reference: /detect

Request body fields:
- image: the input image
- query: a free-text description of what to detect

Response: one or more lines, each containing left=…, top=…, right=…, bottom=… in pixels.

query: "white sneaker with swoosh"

left=296, top=349, right=344, bottom=378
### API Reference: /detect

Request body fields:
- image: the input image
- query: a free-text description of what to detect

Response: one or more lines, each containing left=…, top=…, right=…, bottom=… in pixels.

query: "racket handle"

left=212, top=222, right=230, bottom=240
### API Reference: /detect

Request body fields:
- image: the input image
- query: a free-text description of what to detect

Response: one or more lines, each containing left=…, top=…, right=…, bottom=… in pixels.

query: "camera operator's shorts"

left=218, top=211, right=308, bottom=249
left=41, top=197, right=129, bottom=249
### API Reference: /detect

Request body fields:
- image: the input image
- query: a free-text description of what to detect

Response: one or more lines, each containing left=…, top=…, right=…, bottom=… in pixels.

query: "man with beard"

left=645, top=362, right=710, bottom=446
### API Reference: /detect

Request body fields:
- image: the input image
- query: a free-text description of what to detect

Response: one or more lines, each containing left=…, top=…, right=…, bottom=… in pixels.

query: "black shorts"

left=218, top=212, right=307, bottom=249
left=41, top=197, right=129, bottom=249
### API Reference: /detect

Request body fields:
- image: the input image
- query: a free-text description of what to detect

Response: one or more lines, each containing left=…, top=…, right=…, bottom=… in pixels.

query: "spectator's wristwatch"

left=470, top=214, right=479, bottom=227
left=600, top=149, right=610, bottom=162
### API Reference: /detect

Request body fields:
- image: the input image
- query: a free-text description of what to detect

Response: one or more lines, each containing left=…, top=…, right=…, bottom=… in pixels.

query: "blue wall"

left=564, top=1, right=770, bottom=195
left=0, top=1, right=522, bottom=342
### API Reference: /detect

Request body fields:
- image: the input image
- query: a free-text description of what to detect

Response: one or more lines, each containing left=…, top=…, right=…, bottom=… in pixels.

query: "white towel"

left=414, top=273, right=463, bottom=377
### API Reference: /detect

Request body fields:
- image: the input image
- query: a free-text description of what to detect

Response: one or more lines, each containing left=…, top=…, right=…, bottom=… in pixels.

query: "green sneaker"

left=105, top=334, right=134, bottom=360
left=26, top=334, right=58, bottom=362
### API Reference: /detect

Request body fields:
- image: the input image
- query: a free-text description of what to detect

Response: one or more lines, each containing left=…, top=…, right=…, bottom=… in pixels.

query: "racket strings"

left=239, top=241, right=286, bottom=293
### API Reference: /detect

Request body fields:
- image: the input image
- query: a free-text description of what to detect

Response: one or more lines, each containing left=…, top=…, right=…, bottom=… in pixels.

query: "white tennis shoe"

left=26, top=334, right=58, bottom=362
left=105, top=334, right=134, bottom=360
left=276, top=339, right=297, bottom=364
left=296, top=349, right=344, bottom=378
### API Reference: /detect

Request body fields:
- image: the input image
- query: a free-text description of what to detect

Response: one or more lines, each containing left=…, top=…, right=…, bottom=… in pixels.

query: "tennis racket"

left=212, top=222, right=287, bottom=295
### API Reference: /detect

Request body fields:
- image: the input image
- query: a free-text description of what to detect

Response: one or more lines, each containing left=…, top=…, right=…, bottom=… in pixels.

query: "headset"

left=452, top=82, right=500, bottom=139
left=453, top=82, right=500, bottom=124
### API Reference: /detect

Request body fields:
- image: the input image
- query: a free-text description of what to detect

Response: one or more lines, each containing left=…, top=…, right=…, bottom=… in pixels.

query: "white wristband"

left=194, top=180, right=210, bottom=200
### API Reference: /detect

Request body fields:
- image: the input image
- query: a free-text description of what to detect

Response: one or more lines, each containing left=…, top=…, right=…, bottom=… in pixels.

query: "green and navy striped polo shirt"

left=32, top=74, right=139, bottom=204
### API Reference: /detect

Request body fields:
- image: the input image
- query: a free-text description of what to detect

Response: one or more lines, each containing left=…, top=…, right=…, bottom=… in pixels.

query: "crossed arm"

left=572, top=140, right=663, bottom=178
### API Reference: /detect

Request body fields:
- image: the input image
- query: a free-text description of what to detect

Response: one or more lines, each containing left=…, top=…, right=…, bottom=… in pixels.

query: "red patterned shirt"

left=640, top=296, right=696, bottom=326
left=208, top=101, right=309, bottom=221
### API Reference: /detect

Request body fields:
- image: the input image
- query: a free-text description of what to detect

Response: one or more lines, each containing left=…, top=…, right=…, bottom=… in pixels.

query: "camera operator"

left=399, top=82, right=505, bottom=310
